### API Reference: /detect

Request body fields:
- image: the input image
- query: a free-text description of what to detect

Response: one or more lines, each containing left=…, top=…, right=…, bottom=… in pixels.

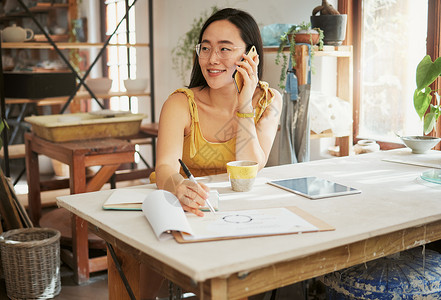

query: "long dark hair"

left=188, top=8, right=264, bottom=89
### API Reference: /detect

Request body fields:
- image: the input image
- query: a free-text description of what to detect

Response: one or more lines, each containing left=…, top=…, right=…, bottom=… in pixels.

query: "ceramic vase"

left=311, top=14, right=347, bottom=46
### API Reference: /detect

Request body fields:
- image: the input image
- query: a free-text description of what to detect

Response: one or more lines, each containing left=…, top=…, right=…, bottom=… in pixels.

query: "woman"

left=141, top=8, right=282, bottom=299
left=153, top=7, right=282, bottom=216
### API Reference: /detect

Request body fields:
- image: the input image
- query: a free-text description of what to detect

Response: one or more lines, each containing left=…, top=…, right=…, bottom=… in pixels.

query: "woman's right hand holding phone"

left=235, top=47, right=259, bottom=110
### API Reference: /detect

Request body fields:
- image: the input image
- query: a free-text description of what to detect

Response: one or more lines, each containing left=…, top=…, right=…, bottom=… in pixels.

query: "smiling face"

left=198, top=20, right=246, bottom=90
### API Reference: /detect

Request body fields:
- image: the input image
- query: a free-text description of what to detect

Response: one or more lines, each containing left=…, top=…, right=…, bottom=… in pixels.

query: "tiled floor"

left=0, top=268, right=108, bottom=300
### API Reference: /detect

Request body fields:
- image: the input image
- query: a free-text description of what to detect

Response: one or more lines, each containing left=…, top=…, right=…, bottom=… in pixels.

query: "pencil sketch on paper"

left=182, top=208, right=319, bottom=241
left=222, top=214, right=253, bottom=223
left=140, top=190, right=327, bottom=242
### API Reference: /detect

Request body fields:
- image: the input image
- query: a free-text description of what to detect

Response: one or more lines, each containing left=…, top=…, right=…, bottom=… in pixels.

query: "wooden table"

left=25, top=132, right=136, bottom=284
left=57, top=149, right=441, bottom=299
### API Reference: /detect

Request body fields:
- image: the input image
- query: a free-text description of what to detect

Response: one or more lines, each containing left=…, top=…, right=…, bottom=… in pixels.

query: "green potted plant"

left=414, top=54, right=441, bottom=134
left=275, top=22, right=324, bottom=89
left=396, top=54, right=441, bottom=154
left=171, top=6, right=219, bottom=85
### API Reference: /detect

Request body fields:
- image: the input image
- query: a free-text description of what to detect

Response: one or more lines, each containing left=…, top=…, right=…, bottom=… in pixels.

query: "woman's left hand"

left=235, top=52, right=259, bottom=111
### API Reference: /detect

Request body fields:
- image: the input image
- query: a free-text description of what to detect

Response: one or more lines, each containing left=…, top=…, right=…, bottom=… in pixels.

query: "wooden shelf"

left=264, top=44, right=353, bottom=156
left=5, top=91, right=150, bottom=106
left=0, top=3, right=68, bottom=21
left=313, top=45, right=352, bottom=57
left=1, top=42, right=149, bottom=49
left=310, top=129, right=334, bottom=139
left=33, top=34, right=69, bottom=42
left=73, top=91, right=151, bottom=100
left=1, top=0, right=157, bottom=196
left=263, top=45, right=352, bottom=57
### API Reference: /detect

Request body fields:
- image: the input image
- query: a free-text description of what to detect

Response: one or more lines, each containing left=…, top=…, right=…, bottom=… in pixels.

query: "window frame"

left=340, top=0, right=441, bottom=150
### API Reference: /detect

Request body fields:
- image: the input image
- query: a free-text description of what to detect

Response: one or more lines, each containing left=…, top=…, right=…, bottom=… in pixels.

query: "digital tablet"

left=268, top=177, right=361, bottom=199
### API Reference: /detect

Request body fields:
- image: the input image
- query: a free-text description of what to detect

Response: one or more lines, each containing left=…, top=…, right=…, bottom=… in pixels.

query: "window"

left=105, top=0, right=138, bottom=113
left=104, top=0, right=145, bottom=164
left=358, top=0, right=428, bottom=142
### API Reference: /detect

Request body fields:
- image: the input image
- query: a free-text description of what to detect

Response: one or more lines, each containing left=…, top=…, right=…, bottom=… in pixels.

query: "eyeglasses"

left=195, top=43, right=245, bottom=59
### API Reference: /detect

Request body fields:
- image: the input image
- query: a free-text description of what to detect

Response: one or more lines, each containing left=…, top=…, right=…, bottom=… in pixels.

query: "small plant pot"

left=311, top=14, right=347, bottom=46
left=288, top=30, right=320, bottom=45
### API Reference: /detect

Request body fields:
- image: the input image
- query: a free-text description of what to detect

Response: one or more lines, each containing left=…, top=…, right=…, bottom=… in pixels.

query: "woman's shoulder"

left=162, top=89, right=191, bottom=112
left=168, top=87, right=193, bottom=100
left=162, top=87, right=203, bottom=117
left=165, top=87, right=194, bottom=103
left=160, top=89, right=193, bottom=126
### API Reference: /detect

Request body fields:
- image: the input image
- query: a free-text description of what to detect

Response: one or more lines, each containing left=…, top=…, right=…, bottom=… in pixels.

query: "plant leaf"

left=0, top=120, right=5, bottom=150
left=414, top=87, right=432, bottom=119
left=416, top=55, right=441, bottom=90
left=423, top=111, right=437, bottom=134
left=432, top=103, right=441, bottom=122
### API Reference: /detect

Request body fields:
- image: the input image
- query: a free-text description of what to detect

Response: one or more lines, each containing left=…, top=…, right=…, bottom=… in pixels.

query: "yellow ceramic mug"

left=226, top=161, right=258, bottom=192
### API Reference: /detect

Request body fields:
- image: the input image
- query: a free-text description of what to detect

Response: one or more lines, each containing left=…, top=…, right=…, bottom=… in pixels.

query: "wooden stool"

left=25, top=132, right=136, bottom=284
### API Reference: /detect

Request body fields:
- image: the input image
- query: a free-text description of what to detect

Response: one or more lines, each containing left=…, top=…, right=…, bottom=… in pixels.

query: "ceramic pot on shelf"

left=288, top=29, right=320, bottom=45
left=311, top=14, right=347, bottom=46
left=354, top=140, right=380, bottom=154
left=1, top=24, right=34, bottom=42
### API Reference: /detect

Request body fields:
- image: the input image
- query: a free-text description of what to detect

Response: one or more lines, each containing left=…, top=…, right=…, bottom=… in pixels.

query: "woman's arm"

left=235, top=89, right=282, bottom=169
left=155, top=93, right=209, bottom=216
left=234, top=52, right=283, bottom=169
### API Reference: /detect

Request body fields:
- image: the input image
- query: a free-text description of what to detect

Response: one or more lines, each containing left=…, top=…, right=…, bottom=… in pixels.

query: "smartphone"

left=232, top=45, right=258, bottom=93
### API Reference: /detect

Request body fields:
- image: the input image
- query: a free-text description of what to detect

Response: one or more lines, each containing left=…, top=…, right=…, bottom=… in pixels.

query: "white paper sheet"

left=382, top=150, right=441, bottom=169
left=142, top=190, right=194, bottom=241
left=181, top=207, right=318, bottom=241
left=141, top=190, right=318, bottom=242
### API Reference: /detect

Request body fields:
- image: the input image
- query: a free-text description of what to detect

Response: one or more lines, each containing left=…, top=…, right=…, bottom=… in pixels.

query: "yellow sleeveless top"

left=150, top=81, right=274, bottom=182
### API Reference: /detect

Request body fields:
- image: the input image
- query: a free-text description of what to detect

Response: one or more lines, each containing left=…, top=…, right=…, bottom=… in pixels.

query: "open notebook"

left=141, top=190, right=334, bottom=243
left=102, top=188, right=157, bottom=210
left=102, top=188, right=218, bottom=211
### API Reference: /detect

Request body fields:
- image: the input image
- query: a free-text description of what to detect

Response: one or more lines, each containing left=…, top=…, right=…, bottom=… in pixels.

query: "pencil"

left=178, top=159, right=216, bottom=214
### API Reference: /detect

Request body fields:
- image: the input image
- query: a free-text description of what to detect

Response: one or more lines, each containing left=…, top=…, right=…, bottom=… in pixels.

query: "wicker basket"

left=0, top=228, right=61, bottom=300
